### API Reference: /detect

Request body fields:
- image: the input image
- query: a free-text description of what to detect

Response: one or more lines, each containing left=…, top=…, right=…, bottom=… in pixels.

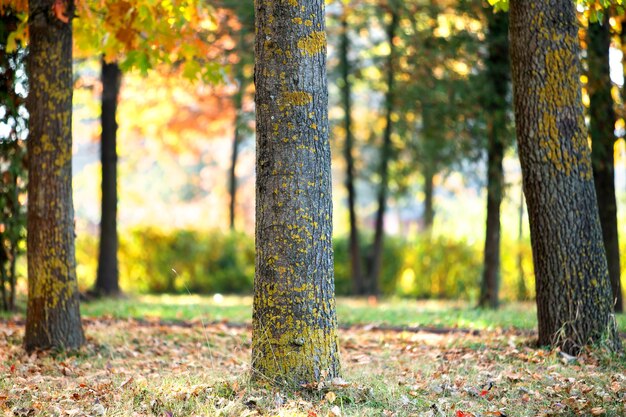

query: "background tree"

left=24, top=0, right=85, bottom=351
left=479, top=6, right=510, bottom=309
left=509, top=0, right=620, bottom=353
left=338, top=4, right=365, bottom=295
left=587, top=19, right=622, bottom=313
left=367, top=5, right=398, bottom=295
left=93, top=59, right=122, bottom=296
left=252, top=0, right=340, bottom=385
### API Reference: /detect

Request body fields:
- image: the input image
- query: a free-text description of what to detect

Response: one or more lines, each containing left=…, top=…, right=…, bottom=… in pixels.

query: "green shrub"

left=76, top=227, right=536, bottom=300
left=76, top=228, right=255, bottom=294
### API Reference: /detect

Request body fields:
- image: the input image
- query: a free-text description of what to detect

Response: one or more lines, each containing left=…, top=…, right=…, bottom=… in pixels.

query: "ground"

left=1, top=297, right=625, bottom=416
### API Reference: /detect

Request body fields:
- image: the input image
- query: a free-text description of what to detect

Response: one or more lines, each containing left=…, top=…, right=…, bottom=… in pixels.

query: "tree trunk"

left=422, top=163, right=435, bottom=233
left=479, top=8, right=509, bottom=309
left=516, top=186, right=529, bottom=300
left=94, top=58, right=121, bottom=296
left=229, top=59, right=245, bottom=231
left=509, top=0, right=620, bottom=353
left=340, top=11, right=365, bottom=295
left=587, top=21, right=622, bottom=313
left=25, top=0, right=85, bottom=351
left=252, top=0, right=340, bottom=386
left=368, top=9, right=398, bottom=296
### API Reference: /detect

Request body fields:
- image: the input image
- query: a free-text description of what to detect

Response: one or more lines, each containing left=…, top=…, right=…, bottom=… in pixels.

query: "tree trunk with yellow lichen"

left=252, top=0, right=340, bottom=386
left=24, top=0, right=85, bottom=352
left=587, top=21, right=622, bottom=313
left=509, top=0, right=620, bottom=354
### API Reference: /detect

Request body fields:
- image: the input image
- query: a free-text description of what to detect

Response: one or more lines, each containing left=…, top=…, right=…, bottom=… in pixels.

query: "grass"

left=1, top=295, right=626, bottom=416
left=75, top=294, right=626, bottom=332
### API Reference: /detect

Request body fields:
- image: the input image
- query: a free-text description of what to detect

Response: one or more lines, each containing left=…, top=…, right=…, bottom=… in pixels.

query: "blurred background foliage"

left=73, top=228, right=538, bottom=301
left=2, top=0, right=626, bottom=307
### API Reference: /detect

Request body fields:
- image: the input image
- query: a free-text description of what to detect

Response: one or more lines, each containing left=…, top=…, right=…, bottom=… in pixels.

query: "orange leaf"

left=52, top=0, right=69, bottom=23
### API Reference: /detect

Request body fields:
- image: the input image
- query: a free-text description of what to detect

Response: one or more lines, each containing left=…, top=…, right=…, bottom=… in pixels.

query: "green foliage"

left=334, top=234, right=534, bottom=301
left=76, top=229, right=255, bottom=294
left=75, top=229, right=537, bottom=300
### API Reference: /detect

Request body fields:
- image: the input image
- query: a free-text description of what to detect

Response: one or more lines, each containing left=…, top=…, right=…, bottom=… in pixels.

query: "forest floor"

left=1, top=297, right=625, bottom=416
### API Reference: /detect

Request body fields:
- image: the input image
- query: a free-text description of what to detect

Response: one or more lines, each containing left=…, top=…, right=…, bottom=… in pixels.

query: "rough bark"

left=368, top=10, right=398, bottom=296
left=25, top=0, right=85, bottom=351
left=479, top=8, right=509, bottom=309
left=339, top=12, right=364, bottom=295
left=587, top=21, right=622, bottom=313
left=252, top=0, right=340, bottom=386
left=509, top=0, right=620, bottom=353
left=94, top=58, right=121, bottom=296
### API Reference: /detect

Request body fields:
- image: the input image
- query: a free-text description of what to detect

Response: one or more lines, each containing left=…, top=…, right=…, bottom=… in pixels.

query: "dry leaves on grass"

left=0, top=318, right=625, bottom=416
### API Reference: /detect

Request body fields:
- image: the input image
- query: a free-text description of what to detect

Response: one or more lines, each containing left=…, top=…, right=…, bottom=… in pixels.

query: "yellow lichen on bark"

left=536, top=33, right=592, bottom=181
left=280, top=91, right=313, bottom=106
left=297, top=31, right=326, bottom=56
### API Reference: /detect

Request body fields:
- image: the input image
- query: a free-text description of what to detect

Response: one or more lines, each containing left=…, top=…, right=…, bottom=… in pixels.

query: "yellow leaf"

left=325, top=391, right=336, bottom=404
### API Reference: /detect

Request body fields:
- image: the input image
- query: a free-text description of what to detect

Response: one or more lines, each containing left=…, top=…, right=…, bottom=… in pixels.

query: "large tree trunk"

left=368, top=9, right=398, bottom=295
left=340, top=11, right=364, bottom=295
left=509, top=0, right=620, bottom=354
left=252, top=0, right=340, bottom=386
left=479, top=8, right=509, bottom=309
left=94, top=58, right=121, bottom=296
left=25, top=0, right=85, bottom=351
left=587, top=21, right=622, bottom=313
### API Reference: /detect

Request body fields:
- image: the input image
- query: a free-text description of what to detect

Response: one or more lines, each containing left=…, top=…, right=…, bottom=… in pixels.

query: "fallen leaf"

left=325, top=391, right=337, bottom=404
left=591, top=407, right=605, bottom=416
left=329, top=405, right=341, bottom=416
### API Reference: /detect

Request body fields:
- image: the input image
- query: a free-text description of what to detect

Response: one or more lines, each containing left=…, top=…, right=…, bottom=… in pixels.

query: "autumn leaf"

left=52, top=0, right=69, bottom=23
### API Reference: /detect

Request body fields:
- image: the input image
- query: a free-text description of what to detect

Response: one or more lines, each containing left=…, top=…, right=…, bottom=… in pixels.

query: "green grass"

left=76, top=294, right=626, bottom=332
left=3, top=294, right=626, bottom=416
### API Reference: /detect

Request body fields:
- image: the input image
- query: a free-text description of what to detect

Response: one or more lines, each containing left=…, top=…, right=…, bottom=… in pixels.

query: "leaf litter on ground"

left=0, top=317, right=624, bottom=416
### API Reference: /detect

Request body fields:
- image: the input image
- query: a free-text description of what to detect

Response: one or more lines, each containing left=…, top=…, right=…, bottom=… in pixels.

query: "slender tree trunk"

left=368, top=10, right=398, bottom=295
left=252, top=0, right=340, bottom=386
left=0, top=258, right=7, bottom=311
left=95, top=58, right=121, bottom=296
left=509, top=0, right=620, bottom=354
left=516, top=186, right=528, bottom=300
left=587, top=21, right=622, bottom=313
left=479, top=8, right=509, bottom=309
left=229, top=61, right=245, bottom=231
left=340, top=11, right=364, bottom=295
left=422, top=163, right=435, bottom=232
left=25, top=0, right=85, bottom=351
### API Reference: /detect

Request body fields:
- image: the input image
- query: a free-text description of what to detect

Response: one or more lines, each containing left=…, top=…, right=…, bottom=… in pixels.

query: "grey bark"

left=25, top=0, right=85, bottom=351
left=252, top=0, right=340, bottom=386
left=509, top=0, right=620, bottom=353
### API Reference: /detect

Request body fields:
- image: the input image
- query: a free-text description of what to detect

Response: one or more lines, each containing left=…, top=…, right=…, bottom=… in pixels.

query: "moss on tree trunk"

left=25, top=0, right=84, bottom=351
left=252, top=0, right=340, bottom=386
left=509, top=0, right=620, bottom=353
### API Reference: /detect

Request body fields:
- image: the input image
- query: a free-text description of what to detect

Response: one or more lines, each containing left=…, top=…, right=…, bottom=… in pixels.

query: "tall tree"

left=368, top=7, right=398, bottom=295
left=228, top=63, right=245, bottom=231
left=587, top=20, right=622, bottom=313
left=94, top=59, right=122, bottom=296
left=509, top=0, right=620, bottom=353
left=479, top=8, right=510, bottom=309
left=24, top=0, right=85, bottom=351
left=339, top=7, right=365, bottom=295
left=252, top=0, right=340, bottom=385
